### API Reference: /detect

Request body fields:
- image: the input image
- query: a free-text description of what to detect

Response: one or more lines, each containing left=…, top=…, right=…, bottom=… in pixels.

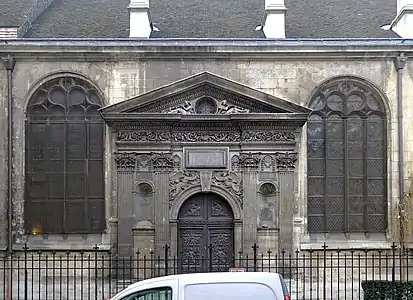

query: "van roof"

left=125, top=272, right=281, bottom=291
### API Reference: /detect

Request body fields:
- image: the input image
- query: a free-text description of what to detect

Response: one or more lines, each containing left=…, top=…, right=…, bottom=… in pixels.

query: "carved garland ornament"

left=231, top=152, right=297, bottom=171
left=114, top=152, right=180, bottom=171
left=169, top=170, right=243, bottom=207
left=117, top=131, right=171, bottom=142
left=275, top=152, right=298, bottom=170
left=116, top=130, right=295, bottom=143
left=231, top=152, right=276, bottom=171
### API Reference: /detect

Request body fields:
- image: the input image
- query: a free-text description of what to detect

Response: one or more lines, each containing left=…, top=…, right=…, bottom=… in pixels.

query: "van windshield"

left=184, top=283, right=277, bottom=300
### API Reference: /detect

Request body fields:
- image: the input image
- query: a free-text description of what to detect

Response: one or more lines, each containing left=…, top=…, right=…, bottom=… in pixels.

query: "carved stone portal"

left=102, top=72, right=310, bottom=258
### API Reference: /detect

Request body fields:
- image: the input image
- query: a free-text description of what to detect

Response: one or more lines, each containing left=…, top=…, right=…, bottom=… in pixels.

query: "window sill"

left=12, top=233, right=111, bottom=252
left=300, top=232, right=392, bottom=250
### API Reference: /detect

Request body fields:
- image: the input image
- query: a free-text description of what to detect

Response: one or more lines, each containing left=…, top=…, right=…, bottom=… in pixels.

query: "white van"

left=109, top=272, right=290, bottom=300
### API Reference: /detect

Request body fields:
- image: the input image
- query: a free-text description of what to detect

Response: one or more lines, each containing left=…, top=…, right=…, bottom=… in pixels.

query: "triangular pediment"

left=100, top=72, right=311, bottom=115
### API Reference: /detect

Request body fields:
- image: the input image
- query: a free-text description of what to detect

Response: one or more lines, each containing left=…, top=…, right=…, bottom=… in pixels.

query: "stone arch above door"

left=170, top=185, right=243, bottom=221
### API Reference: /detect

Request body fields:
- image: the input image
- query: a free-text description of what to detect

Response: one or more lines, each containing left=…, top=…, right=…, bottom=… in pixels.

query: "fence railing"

left=0, top=243, right=412, bottom=300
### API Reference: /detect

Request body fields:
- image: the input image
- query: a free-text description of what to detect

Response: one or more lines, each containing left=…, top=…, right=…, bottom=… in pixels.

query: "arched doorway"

left=178, top=192, right=234, bottom=272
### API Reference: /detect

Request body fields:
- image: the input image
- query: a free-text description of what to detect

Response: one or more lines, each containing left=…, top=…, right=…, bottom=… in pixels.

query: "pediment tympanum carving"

left=99, top=72, right=311, bottom=118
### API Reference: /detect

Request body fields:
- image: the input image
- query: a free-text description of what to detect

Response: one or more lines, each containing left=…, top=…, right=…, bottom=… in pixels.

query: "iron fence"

left=0, top=243, right=412, bottom=300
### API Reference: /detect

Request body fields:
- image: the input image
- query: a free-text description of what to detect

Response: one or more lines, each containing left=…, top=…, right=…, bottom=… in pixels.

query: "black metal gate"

left=178, top=193, right=234, bottom=272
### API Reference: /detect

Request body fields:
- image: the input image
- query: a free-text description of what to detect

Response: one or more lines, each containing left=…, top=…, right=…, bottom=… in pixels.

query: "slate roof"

left=0, top=0, right=38, bottom=27
left=1, top=0, right=400, bottom=38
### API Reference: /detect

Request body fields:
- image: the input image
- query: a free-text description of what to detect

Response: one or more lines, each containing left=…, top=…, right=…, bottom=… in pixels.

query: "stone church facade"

left=0, top=41, right=412, bottom=262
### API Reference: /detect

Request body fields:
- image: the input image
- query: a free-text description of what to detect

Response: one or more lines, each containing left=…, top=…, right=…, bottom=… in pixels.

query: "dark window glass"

left=25, top=77, right=105, bottom=234
left=307, top=79, right=387, bottom=233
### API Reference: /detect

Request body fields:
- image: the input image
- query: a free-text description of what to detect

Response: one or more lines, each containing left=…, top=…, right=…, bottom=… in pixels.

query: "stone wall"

left=0, top=52, right=410, bottom=252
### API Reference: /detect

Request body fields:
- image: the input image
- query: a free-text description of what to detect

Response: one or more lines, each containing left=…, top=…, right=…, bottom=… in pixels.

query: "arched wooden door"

left=178, top=193, right=234, bottom=272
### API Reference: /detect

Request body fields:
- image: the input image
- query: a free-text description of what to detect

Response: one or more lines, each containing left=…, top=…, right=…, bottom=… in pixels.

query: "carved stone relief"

left=117, top=131, right=171, bottom=142
left=169, top=170, right=243, bottom=207
left=241, top=131, right=295, bottom=142
left=169, top=171, right=201, bottom=206
left=211, top=201, right=229, bottom=216
left=116, top=130, right=295, bottom=144
left=162, top=95, right=250, bottom=115
left=172, top=132, right=240, bottom=143
left=231, top=152, right=298, bottom=171
left=212, top=171, right=243, bottom=206
left=275, top=152, right=298, bottom=170
left=231, top=152, right=276, bottom=172
left=132, top=84, right=272, bottom=114
left=200, top=171, right=213, bottom=192
left=115, top=152, right=180, bottom=171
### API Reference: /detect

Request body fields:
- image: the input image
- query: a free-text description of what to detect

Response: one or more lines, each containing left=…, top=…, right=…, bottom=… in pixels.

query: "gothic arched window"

left=25, top=77, right=105, bottom=234
left=307, top=77, right=387, bottom=233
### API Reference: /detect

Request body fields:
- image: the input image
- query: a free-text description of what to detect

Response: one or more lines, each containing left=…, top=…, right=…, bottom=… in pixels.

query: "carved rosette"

left=231, top=152, right=276, bottom=172
left=275, top=152, right=298, bottom=170
left=115, top=152, right=180, bottom=171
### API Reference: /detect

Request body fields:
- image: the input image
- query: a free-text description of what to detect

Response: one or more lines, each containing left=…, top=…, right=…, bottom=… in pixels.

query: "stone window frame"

left=300, top=75, right=393, bottom=249
left=14, top=71, right=111, bottom=251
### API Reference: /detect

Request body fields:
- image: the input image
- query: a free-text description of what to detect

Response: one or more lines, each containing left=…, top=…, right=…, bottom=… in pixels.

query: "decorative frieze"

left=275, top=152, right=298, bottom=170
left=117, top=131, right=171, bottom=142
left=114, top=152, right=180, bottom=171
left=241, top=131, right=295, bottom=142
left=172, top=132, right=240, bottom=143
left=116, top=130, right=295, bottom=144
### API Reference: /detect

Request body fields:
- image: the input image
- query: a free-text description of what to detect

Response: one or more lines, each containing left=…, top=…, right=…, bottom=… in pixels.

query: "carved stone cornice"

left=275, top=152, right=298, bottom=170
left=114, top=152, right=180, bottom=171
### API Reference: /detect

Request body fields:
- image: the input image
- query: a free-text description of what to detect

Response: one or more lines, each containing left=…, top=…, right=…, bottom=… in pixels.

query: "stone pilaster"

left=243, top=172, right=258, bottom=253
left=154, top=171, right=170, bottom=255
left=276, top=152, right=298, bottom=253
left=114, top=152, right=136, bottom=258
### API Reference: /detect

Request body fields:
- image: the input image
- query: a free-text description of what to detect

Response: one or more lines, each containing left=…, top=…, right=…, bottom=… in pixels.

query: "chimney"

left=0, top=27, right=18, bottom=39
left=390, top=0, right=413, bottom=38
left=263, top=0, right=287, bottom=38
left=128, top=0, right=152, bottom=38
